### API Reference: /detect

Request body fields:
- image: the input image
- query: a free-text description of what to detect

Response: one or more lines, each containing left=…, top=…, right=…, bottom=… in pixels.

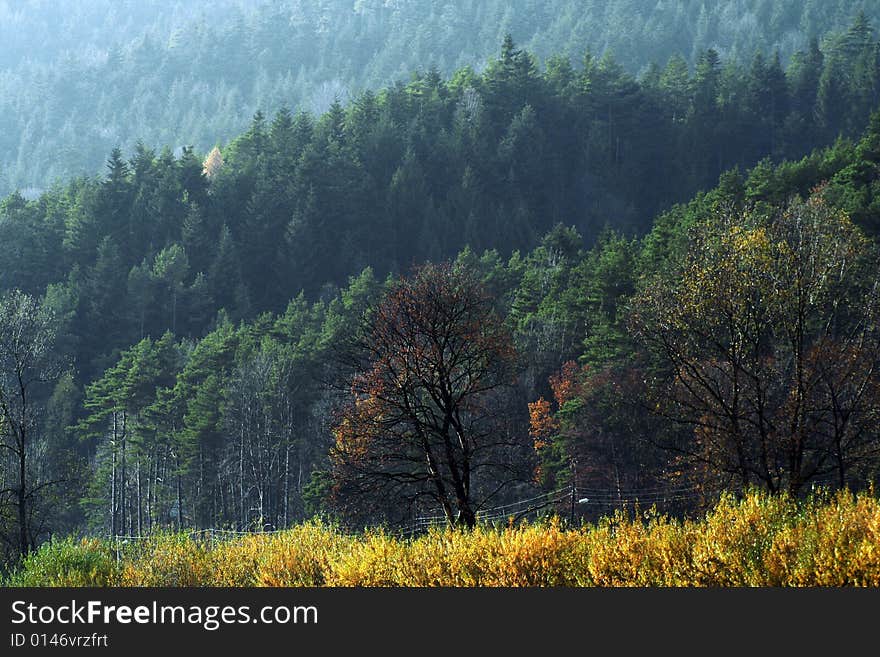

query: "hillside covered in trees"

left=1, top=8, right=880, bottom=569
left=3, top=0, right=880, bottom=196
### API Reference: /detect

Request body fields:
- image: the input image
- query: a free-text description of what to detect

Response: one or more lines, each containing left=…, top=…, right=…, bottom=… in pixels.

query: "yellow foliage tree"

left=630, top=188, right=880, bottom=494
left=202, top=146, right=224, bottom=179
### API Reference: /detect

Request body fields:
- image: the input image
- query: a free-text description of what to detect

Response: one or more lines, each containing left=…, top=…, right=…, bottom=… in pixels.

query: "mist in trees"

left=4, top=22, right=880, bottom=388
left=2, top=0, right=879, bottom=197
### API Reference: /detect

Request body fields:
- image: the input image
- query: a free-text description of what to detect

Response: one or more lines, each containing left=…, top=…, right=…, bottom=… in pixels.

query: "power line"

left=108, top=481, right=732, bottom=541
left=398, top=480, right=731, bottom=534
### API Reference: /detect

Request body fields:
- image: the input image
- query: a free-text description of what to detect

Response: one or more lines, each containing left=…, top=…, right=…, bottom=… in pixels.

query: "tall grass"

left=6, top=489, right=880, bottom=587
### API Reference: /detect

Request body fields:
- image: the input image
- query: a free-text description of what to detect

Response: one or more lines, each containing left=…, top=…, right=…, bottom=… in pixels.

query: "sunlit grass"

left=7, top=489, right=880, bottom=587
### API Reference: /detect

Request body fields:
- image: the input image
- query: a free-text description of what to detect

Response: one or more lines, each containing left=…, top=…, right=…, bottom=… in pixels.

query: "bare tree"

left=330, top=262, right=526, bottom=528
left=0, top=290, right=63, bottom=557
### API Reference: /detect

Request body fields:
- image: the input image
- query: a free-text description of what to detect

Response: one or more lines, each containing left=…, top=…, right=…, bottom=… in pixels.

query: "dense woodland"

left=2, top=8, right=880, bottom=566
left=3, top=0, right=880, bottom=196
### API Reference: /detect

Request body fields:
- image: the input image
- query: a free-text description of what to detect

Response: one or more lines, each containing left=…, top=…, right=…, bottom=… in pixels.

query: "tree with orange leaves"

left=330, top=262, right=523, bottom=528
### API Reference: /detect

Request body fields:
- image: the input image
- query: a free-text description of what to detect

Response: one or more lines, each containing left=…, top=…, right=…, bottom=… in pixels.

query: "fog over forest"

left=2, top=0, right=878, bottom=196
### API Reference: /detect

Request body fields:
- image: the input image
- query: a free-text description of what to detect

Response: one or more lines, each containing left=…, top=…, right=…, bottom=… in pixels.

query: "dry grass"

left=8, top=489, right=880, bottom=587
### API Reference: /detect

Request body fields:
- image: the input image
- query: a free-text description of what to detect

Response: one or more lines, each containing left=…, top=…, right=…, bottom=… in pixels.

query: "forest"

left=1, top=4, right=880, bottom=576
left=2, top=0, right=880, bottom=197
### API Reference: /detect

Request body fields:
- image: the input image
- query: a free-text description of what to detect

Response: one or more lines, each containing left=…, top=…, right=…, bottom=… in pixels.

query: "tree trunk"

left=17, top=427, right=29, bottom=556
left=176, top=453, right=183, bottom=532
left=120, top=416, right=127, bottom=536
left=110, top=444, right=117, bottom=537
left=239, top=425, right=245, bottom=530
left=283, top=444, right=290, bottom=528
left=146, top=447, right=155, bottom=534
left=136, top=457, right=142, bottom=537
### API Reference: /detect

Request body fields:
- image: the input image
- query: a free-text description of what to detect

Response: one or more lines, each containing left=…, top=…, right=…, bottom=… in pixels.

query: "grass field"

left=5, top=488, right=880, bottom=587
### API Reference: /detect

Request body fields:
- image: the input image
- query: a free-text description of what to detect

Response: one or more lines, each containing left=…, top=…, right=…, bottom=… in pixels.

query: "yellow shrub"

left=765, top=490, right=880, bottom=586
left=391, top=519, right=587, bottom=587
left=255, top=522, right=351, bottom=586
left=583, top=509, right=692, bottom=586
left=117, top=534, right=213, bottom=586
left=207, top=534, right=266, bottom=586
left=689, top=491, right=797, bottom=586
left=10, top=489, right=880, bottom=587
left=325, top=529, right=408, bottom=586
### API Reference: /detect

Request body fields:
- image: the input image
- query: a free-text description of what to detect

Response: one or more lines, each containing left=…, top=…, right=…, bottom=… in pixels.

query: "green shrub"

left=7, top=537, right=117, bottom=587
